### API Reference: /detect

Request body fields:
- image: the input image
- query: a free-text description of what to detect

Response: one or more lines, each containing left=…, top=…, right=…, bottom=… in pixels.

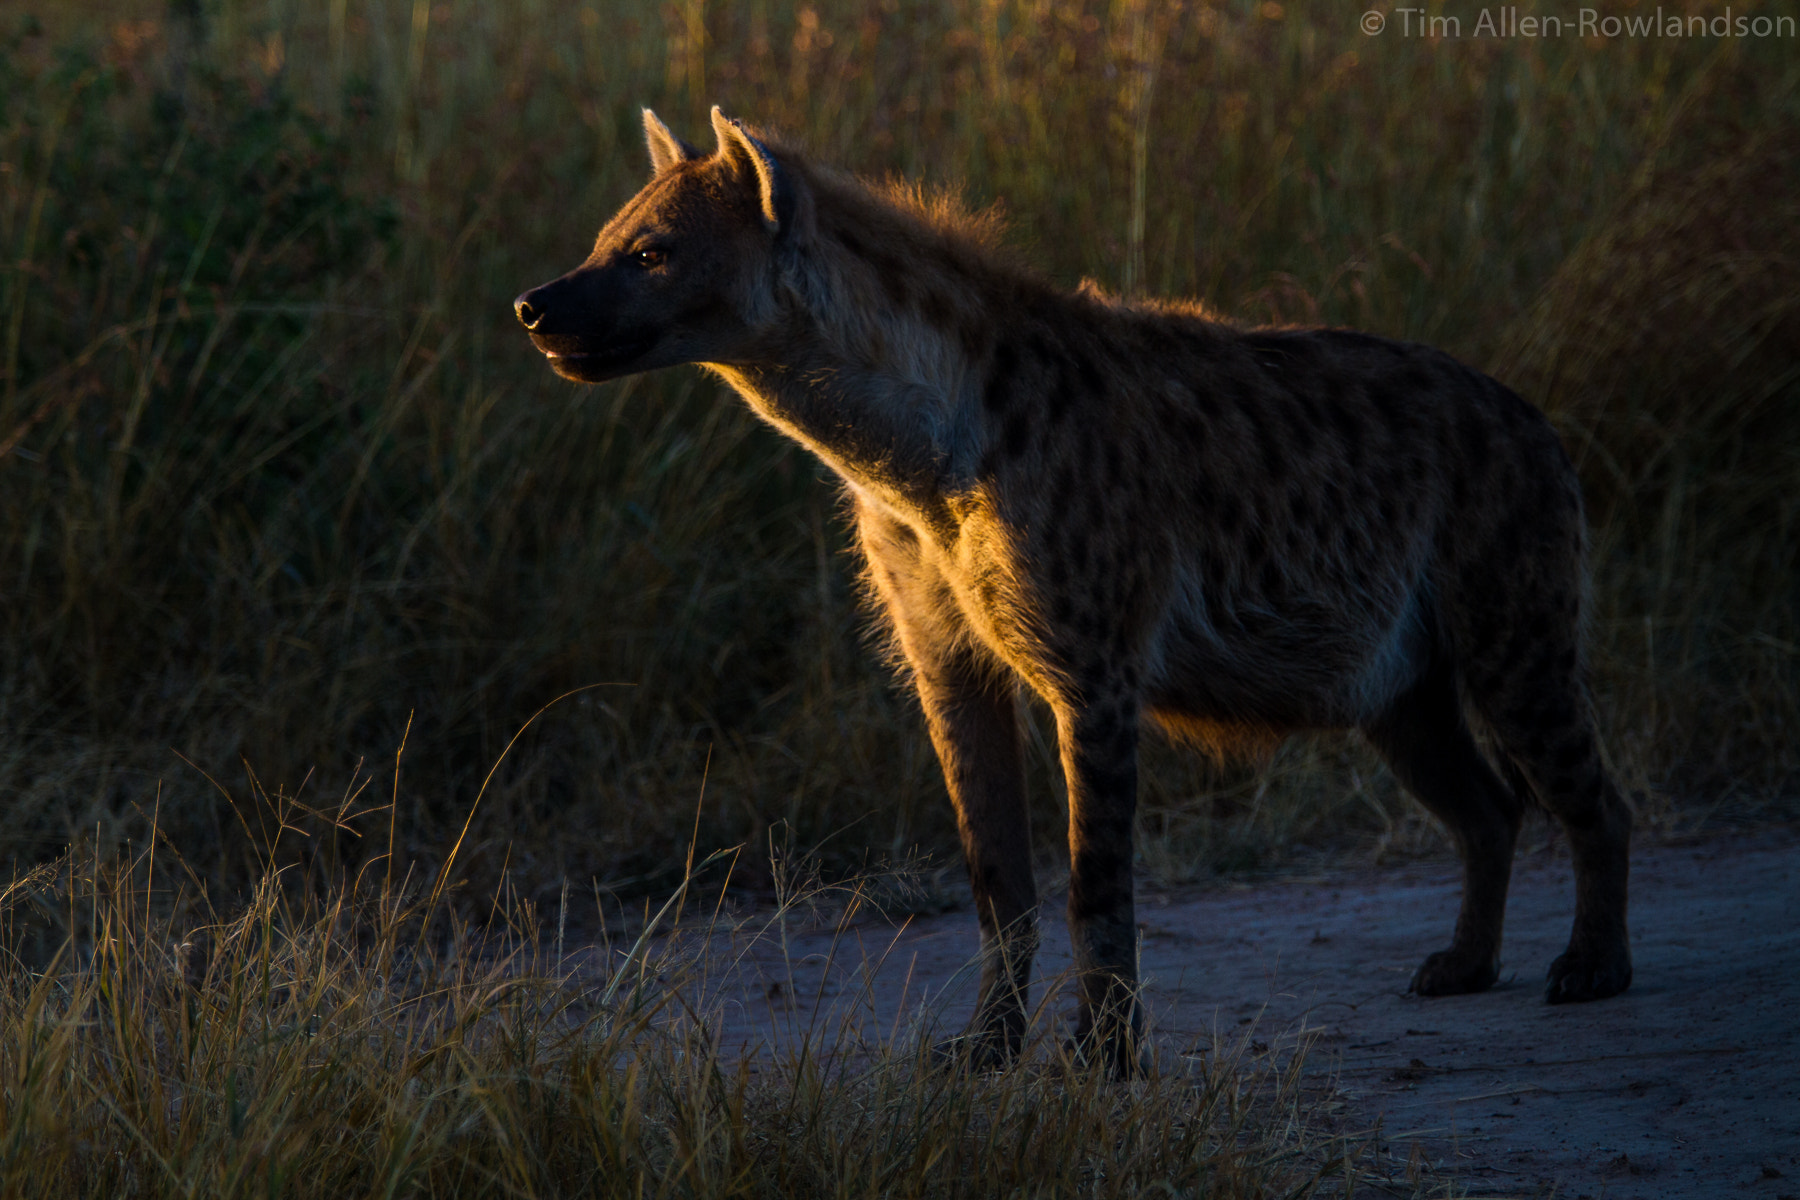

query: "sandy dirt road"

left=671, top=829, right=1799, bottom=1198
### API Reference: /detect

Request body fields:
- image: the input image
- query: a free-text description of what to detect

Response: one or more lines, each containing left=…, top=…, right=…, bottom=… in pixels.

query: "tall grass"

left=2, top=0, right=1796, bottom=906
left=0, top=830, right=1375, bottom=1198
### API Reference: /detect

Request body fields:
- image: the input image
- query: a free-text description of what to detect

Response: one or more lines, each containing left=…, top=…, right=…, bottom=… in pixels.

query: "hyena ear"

left=710, top=106, right=794, bottom=236
left=642, top=108, right=697, bottom=175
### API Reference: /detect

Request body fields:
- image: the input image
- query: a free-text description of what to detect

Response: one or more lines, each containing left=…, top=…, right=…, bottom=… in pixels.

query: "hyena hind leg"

left=1477, top=674, right=1633, bottom=1004
left=1363, top=660, right=1526, bottom=996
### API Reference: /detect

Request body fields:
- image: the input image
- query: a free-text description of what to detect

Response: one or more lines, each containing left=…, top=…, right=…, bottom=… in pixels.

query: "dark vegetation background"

left=2, top=0, right=1796, bottom=915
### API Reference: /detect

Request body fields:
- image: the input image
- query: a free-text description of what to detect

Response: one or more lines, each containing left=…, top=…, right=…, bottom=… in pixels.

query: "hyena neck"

left=710, top=357, right=959, bottom=532
left=706, top=173, right=1035, bottom=536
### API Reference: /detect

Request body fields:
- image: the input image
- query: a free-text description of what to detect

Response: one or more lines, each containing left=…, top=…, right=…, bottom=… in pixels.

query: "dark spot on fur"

left=835, top=227, right=869, bottom=257
left=921, top=288, right=954, bottom=328
left=1493, top=514, right=1524, bottom=562
left=864, top=241, right=905, bottom=280
left=1187, top=383, right=1219, bottom=421
left=880, top=269, right=912, bottom=309
left=1370, top=387, right=1407, bottom=434
left=1284, top=370, right=1321, bottom=417
left=1457, top=411, right=1492, bottom=480
left=1147, top=325, right=1188, bottom=362
left=1287, top=486, right=1314, bottom=532
left=958, top=319, right=987, bottom=358
left=1467, top=604, right=1503, bottom=648
left=1173, top=405, right=1207, bottom=453
left=1047, top=463, right=1077, bottom=528
left=1287, top=409, right=1318, bottom=459
left=1073, top=346, right=1106, bottom=396
left=1217, top=492, right=1244, bottom=536
left=1551, top=739, right=1589, bottom=772
left=1003, top=413, right=1031, bottom=459
left=1326, top=391, right=1365, bottom=462
left=1241, top=525, right=1269, bottom=568
left=1246, top=410, right=1287, bottom=482
left=984, top=342, right=1018, bottom=414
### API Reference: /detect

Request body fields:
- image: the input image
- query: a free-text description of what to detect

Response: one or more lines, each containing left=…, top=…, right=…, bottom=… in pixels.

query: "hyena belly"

left=1143, top=558, right=1440, bottom=739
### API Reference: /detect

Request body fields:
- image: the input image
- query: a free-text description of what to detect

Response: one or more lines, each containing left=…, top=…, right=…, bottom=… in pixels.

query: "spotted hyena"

left=515, top=108, right=1633, bottom=1074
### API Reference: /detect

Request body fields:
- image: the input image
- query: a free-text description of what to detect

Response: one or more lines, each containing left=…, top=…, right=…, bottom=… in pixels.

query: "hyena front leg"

left=860, top=519, right=1038, bottom=1067
left=1055, top=691, right=1145, bottom=1077
left=915, top=653, right=1038, bottom=1064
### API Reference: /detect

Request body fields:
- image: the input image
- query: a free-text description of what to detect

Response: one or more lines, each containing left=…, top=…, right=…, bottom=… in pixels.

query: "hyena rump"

left=515, top=109, right=1633, bottom=1073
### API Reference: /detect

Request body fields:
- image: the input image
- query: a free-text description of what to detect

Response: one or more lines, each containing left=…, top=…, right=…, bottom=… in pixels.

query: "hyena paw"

left=1545, top=944, right=1632, bottom=1004
left=1409, top=947, right=1500, bottom=996
left=1062, top=1023, right=1151, bottom=1080
left=929, top=1028, right=1019, bottom=1073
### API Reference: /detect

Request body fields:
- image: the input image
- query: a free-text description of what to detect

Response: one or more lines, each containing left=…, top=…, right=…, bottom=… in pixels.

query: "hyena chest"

left=937, top=530, right=1049, bottom=669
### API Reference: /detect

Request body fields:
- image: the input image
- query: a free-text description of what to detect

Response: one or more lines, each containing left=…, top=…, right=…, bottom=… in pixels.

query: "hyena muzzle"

left=515, top=108, right=1633, bottom=1075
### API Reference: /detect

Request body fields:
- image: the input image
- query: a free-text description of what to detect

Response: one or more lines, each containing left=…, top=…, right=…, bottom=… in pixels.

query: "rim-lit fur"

left=515, top=109, right=1634, bottom=1075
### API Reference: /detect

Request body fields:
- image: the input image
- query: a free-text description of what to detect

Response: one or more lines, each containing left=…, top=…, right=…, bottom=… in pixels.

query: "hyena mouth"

left=531, top=334, right=656, bottom=383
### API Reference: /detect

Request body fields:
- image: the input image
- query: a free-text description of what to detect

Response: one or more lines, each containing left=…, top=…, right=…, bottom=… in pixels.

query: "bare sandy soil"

left=658, top=828, right=1799, bottom=1198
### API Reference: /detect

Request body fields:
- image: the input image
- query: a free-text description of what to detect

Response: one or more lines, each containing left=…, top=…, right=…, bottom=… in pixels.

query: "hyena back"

left=516, top=108, right=1632, bottom=1074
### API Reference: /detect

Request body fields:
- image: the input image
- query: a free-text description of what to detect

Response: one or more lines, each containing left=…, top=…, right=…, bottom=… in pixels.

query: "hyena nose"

left=513, top=292, right=543, bottom=330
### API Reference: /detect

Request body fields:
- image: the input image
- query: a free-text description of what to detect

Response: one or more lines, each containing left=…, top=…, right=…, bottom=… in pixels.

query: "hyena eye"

left=631, top=247, right=667, bottom=268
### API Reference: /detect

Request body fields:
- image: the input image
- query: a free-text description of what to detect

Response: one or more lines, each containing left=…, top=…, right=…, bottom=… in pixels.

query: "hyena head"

left=513, top=107, right=805, bottom=383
